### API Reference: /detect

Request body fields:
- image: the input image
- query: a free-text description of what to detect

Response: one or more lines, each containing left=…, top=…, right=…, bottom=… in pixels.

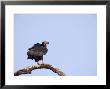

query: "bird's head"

left=42, top=41, right=49, bottom=47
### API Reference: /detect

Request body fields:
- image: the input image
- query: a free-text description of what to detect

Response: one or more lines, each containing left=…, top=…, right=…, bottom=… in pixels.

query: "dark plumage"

left=27, top=41, right=49, bottom=63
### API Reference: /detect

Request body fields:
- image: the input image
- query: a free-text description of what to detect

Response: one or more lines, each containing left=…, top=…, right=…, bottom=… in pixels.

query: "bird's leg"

left=42, top=60, right=44, bottom=64
left=37, top=62, right=40, bottom=65
left=41, top=56, right=44, bottom=64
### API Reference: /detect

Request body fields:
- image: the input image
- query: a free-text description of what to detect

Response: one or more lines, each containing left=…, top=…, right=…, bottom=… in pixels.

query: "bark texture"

left=14, top=63, right=65, bottom=76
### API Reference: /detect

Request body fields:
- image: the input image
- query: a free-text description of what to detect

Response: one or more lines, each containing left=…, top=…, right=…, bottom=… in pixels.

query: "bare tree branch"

left=14, top=63, right=66, bottom=76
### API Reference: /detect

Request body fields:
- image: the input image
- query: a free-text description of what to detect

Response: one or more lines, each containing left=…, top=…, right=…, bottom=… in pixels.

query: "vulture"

left=27, top=41, right=49, bottom=64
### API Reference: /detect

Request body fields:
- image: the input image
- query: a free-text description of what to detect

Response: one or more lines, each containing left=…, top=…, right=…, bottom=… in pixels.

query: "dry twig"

left=14, top=63, right=65, bottom=76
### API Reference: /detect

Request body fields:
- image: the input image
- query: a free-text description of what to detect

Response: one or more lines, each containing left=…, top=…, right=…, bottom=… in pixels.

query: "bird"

left=27, top=41, right=49, bottom=64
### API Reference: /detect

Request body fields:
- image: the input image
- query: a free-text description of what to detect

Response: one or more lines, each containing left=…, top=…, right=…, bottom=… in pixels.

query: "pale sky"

left=14, top=14, right=97, bottom=76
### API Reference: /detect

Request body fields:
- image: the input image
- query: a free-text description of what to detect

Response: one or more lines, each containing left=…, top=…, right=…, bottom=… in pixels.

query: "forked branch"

left=14, top=63, right=65, bottom=76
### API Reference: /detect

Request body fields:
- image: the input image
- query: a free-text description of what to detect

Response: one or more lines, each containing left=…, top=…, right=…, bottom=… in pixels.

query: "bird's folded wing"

left=35, top=46, right=48, bottom=55
left=28, top=49, right=44, bottom=56
left=27, top=45, right=48, bottom=56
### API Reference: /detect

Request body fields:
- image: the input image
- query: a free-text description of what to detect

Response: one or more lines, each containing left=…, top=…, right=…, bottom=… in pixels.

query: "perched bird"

left=27, top=41, right=49, bottom=64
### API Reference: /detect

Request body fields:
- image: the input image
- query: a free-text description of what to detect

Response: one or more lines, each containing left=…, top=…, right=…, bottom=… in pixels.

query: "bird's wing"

left=28, top=43, right=40, bottom=50
left=28, top=45, right=46, bottom=56
left=35, top=46, right=48, bottom=55
left=27, top=49, right=44, bottom=57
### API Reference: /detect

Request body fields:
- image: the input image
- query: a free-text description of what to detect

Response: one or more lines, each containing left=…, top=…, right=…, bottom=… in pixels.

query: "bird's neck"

left=42, top=44, right=46, bottom=47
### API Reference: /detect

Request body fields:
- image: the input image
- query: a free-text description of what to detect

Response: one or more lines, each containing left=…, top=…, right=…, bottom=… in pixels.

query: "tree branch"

left=14, top=63, right=66, bottom=76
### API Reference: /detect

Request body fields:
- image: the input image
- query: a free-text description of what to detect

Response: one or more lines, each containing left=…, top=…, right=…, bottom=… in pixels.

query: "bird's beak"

left=46, top=42, right=49, bottom=44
